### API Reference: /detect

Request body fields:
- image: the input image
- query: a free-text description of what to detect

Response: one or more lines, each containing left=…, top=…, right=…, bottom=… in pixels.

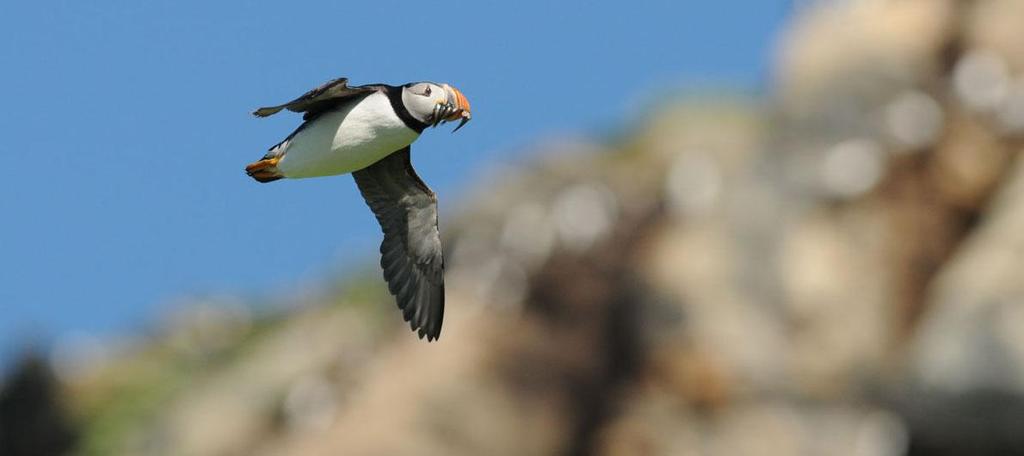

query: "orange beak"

left=442, top=84, right=472, bottom=132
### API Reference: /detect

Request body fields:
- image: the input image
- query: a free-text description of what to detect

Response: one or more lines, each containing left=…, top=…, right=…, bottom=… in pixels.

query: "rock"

left=909, top=157, right=1024, bottom=395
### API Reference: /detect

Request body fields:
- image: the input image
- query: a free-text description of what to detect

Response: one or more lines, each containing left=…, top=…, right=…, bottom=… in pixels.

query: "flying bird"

left=246, top=77, right=472, bottom=341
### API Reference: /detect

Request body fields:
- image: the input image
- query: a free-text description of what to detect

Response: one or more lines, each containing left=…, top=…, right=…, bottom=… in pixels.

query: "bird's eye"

left=422, top=86, right=432, bottom=97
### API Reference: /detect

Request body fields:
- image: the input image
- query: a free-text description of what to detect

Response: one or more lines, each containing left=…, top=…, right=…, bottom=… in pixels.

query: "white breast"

left=276, top=92, right=420, bottom=178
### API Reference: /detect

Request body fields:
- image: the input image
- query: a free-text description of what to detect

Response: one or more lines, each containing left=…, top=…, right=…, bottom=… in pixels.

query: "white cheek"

left=409, top=97, right=436, bottom=121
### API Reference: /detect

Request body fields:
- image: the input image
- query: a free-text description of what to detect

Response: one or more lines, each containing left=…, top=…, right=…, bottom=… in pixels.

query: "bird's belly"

left=277, top=101, right=419, bottom=178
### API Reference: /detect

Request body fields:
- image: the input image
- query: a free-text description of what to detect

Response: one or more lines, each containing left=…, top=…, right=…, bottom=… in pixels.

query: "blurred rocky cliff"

left=6, top=0, right=1024, bottom=454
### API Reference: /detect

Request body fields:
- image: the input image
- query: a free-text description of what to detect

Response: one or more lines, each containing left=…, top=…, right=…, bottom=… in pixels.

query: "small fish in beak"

left=437, top=84, right=472, bottom=132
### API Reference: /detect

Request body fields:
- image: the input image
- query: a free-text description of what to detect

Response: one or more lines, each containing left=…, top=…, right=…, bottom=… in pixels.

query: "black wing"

left=352, top=147, right=445, bottom=341
left=252, top=77, right=379, bottom=120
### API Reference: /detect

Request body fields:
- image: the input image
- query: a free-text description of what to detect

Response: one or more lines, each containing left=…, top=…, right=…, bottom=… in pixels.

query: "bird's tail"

left=245, top=156, right=284, bottom=183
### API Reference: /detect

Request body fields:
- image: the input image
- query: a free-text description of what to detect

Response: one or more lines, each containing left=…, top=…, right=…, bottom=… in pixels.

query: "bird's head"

left=401, top=82, right=472, bottom=132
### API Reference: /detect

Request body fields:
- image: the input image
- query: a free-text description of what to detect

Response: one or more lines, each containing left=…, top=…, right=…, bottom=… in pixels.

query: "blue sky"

left=0, top=1, right=791, bottom=357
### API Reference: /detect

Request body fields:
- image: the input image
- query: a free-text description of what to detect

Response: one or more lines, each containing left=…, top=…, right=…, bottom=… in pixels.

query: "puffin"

left=245, top=77, right=472, bottom=341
